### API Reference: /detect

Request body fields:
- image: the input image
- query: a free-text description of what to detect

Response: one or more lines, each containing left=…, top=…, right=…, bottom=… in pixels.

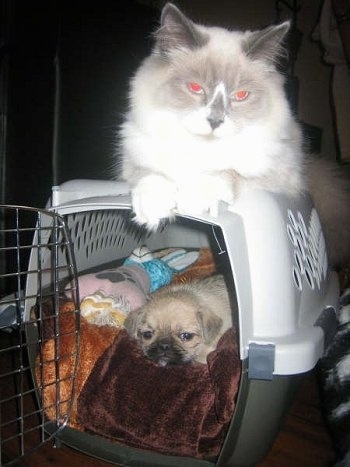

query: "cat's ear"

left=243, top=21, right=290, bottom=65
left=155, top=3, right=208, bottom=55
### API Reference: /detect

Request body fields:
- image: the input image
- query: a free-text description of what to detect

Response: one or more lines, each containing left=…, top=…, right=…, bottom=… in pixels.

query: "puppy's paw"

left=131, top=174, right=177, bottom=229
left=177, top=174, right=234, bottom=218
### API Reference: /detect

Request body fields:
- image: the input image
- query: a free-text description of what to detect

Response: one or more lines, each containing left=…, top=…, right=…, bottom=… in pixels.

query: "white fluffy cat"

left=119, top=2, right=350, bottom=268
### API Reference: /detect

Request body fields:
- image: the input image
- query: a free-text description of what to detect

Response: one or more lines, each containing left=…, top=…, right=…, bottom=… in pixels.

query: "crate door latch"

left=248, top=343, right=275, bottom=380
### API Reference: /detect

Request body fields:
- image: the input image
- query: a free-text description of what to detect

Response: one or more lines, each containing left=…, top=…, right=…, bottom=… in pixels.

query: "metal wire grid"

left=0, top=206, right=80, bottom=466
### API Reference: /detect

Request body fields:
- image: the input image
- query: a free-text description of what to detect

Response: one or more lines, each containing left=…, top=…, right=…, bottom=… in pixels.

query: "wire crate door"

left=0, top=206, right=80, bottom=466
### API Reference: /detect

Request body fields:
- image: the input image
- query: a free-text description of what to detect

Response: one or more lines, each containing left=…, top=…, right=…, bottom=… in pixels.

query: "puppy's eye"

left=179, top=332, right=195, bottom=341
left=140, top=330, right=153, bottom=340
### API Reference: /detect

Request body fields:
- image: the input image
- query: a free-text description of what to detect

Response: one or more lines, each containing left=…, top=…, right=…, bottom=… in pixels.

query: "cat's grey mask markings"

left=155, top=4, right=290, bottom=132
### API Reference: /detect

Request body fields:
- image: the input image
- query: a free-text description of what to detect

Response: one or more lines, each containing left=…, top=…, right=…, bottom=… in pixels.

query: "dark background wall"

left=1, top=0, right=157, bottom=208
left=55, top=1, right=156, bottom=184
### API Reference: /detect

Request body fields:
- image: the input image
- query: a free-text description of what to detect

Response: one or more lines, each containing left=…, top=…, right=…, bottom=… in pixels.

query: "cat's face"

left=154, top=44, right=271, bottom=138
left=136, top=3, right=290, bottom=139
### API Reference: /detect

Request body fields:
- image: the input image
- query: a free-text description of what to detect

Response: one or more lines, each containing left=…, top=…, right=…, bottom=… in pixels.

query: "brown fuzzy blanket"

left=36, top=299, right=119, bottom=429
left=77, top=327, right=240, bottom=459
left=36, top=248, right=241, bottom=459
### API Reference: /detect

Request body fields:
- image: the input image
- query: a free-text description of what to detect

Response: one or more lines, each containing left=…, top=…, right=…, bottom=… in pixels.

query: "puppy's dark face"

left=137, top=326, right=201, bottom=366
left=124, top=293, right=223, bottom=366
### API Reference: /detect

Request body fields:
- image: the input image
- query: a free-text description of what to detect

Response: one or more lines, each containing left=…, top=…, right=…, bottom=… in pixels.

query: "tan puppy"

left=124, top=275, right=233, bottom=366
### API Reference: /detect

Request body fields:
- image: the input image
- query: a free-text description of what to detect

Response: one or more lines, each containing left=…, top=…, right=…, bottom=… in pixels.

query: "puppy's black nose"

left=158, top=340, right=171, bottom=351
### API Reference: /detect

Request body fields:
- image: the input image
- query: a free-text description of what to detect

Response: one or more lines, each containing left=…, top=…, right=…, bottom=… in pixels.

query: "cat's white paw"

left=177, top=174, right=234, bottom=218
left=131, top=174, right=177, bottom=229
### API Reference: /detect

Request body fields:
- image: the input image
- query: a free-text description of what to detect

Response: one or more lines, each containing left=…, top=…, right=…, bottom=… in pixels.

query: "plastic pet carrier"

left=0, top=180, right=339, bottom=466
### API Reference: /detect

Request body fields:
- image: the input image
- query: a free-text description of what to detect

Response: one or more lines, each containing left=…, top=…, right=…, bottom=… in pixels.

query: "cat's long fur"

left=119, top=2, right=350, bottom=268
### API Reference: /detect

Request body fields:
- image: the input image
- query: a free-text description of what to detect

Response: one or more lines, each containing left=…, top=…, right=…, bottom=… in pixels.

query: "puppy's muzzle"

left=158, top=339, right=171, bottom=351
left=146, top=338, right=186, bottom=366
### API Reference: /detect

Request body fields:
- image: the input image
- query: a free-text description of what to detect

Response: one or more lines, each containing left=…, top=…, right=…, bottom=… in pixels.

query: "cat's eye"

left=188, top=82, right=204, bottom=94
left=232, top=90, right=249, bottom=102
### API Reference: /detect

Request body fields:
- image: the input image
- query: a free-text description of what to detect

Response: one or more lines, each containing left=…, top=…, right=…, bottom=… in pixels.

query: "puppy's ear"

left=124, top=310, right=141, bottom=337
left=197, top=308, right=223, bottom=344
